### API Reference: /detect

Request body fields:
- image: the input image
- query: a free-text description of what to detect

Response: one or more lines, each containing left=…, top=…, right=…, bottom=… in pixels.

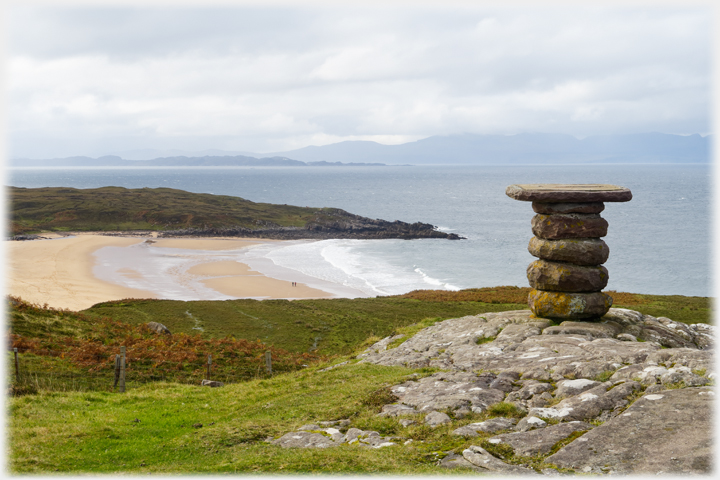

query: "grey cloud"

left=6, top=5, right=711, bottom=158
left=9, top=6, right=327, bottom=59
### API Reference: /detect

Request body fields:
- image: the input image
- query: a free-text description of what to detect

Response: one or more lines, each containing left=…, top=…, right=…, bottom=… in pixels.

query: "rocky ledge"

left=271, top=308, right=714, bottom=475
left=158, top=208, right=462, bottom=240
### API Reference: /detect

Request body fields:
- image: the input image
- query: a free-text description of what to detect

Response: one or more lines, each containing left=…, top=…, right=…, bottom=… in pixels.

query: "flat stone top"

left=506, top=184, right=632, bottom=203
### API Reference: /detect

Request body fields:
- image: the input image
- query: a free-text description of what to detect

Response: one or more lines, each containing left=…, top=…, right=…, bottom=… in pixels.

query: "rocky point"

left=269, top=307, right=714, bottom=475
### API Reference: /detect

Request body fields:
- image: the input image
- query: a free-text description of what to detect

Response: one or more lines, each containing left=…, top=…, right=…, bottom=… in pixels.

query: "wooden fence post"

left=265, top=351, right=272, bottom=375
left=113, top=354, right=121, bottom=388
left=207, top=354, right=212, bottom=380
left=119, top=346, right=126, bottom=393
left=14, top=348, right=19, bottom=380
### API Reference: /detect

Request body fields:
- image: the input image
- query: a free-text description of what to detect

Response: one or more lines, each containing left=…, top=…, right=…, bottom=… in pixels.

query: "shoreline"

left=6, top=233, right=339, bottom=311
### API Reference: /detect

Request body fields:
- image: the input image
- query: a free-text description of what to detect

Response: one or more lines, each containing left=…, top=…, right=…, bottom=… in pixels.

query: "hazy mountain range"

left=9, top=155, right=387, bottom=168
left=10, top=132, right=710, bottom=167
left=264, top=132, right=710, bottom=165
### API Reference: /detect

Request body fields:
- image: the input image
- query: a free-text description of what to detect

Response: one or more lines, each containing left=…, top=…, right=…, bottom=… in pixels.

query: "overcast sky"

left=6, top=3, right=712, bottom=158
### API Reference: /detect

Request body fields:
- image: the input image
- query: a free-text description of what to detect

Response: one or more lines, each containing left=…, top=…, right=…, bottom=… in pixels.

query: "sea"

left=7, top=164, right=713, bottom=298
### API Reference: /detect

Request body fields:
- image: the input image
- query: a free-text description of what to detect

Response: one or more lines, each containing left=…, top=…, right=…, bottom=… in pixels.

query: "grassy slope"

left=8, top=289, right=713, bottom=474
left=9, top=186, right=332, bottom=234
left=8, top=298, right=322, bottom=388
left=83, top=296, right=528, bottom=355
left=11, top=364, right=501, bottom=474
left=397, top=287, right=713, bottom=326
left=82, top=287, right=712, bottom=355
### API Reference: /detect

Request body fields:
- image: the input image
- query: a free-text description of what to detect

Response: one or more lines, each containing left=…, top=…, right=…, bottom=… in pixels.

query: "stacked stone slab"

left=506, top=184, right=632, bottom=320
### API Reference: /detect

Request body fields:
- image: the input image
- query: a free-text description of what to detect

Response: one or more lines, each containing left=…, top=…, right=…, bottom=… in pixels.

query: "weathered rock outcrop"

left=271, top=420, right=398, bottom=449
left=270, top=308, right=713, bottom=475
left=147, top=321, right=171, bottom=335
left=545, top=387, right=714, bottom=474
left=355, top=308, right=714, bottom=475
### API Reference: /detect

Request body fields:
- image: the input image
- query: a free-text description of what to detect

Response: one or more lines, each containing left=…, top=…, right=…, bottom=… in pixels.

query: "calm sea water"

left=8, top=164, right=712, bottom=297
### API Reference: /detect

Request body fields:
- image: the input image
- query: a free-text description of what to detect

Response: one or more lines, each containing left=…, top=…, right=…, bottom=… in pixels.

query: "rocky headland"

left=156, top=208, right=463, bottom=240
left=9, top=186, right=461, bottom=241
left=271, top=307, right=714, bottom=475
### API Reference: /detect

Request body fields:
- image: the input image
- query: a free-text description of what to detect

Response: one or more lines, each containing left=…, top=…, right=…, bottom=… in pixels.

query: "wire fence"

left=9, top=346, right=277, bottom=393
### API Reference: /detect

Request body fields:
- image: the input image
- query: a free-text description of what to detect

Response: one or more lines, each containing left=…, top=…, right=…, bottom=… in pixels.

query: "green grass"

left=8, top=359, right=592, bottom=474
left=607, top=291, right=714, bottom=325
left=399, top=287, right=713, bottom=326
left=82, top=297, right=528, bottom=355
left=8, top=362, right=467, bottom=474
left=80, top=289, right=712, bottom=358
left=484, top=402, right=525, bottom=418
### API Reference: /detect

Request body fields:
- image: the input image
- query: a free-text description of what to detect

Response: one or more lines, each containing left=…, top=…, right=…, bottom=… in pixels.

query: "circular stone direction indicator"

left=505, top=184, right=632, bottom=203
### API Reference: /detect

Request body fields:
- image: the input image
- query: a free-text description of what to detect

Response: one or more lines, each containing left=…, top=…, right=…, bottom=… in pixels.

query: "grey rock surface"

left=438, top=452, right=485, bottom=472
left=147, top=321, right=171, bottom=335
left=489, top=421, right=593, bottom=456
left=200, top=379, right=224, bottom=387
left=546, top=387, right=714, bottom=474
left=452, top=417, right=516, bottom=436
left=514, top=415, right=547, bottom=432
left=463, top=445, right=539, bottom=474
left=554, top=378, right=601, bottom=398
left=424, top=411, right=451, bottom=426
left=355, top=308, right=713, bottom=474
left=542, top=321, right=619, bottom=339
left=272, top=431, right=340, bottom=448
left=273, top=426, right=396, bottom=449
left=358, top=309, right=713, bottom=377
left=529, top=381, right=640, bottom=422
left=388, top=370, right=505, bottom=413
left=274, top=307, right=713, bottom=475
left=378, top=404, right=417, bottom=417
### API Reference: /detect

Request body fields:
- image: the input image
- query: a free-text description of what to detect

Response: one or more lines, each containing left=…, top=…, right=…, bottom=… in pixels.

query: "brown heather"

left=9, top=297, right=322, bottom=384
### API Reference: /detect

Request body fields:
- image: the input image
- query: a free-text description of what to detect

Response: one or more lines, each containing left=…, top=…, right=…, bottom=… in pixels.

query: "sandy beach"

left=6, top=234, right=334, bottom=311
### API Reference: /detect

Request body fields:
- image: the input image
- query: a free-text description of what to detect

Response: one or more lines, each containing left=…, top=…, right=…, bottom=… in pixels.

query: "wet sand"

left=6, top=234, right=334, bottom=311
left=190, top=260, right=330, bottom=299
left=150, top=237, right=273, bottom=251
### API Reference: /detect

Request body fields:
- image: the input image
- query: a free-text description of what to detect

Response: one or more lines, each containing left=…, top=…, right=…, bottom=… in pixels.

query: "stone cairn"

left=506, top=184, right=632, bottom=320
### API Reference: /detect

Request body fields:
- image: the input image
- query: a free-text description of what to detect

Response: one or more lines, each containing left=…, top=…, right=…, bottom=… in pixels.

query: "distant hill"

left=9, top=132, right=709, bottom=166
left=9, top=155, right=386, bottom=168
left=109, top=148, right=260, bottom=160
left=264, top=132, right=710, bottom=165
